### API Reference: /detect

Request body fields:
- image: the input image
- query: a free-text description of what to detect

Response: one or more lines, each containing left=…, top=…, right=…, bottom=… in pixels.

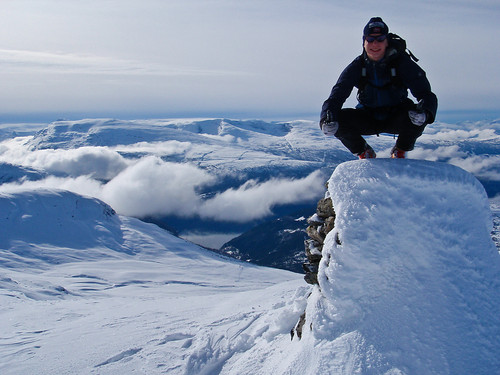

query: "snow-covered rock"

left=297, top=160, right=500, bottom=374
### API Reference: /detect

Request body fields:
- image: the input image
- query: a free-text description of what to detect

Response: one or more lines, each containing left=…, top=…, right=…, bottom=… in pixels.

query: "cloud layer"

left=1, top=118, right=499, bottom=226
left=0, top=137, right=325, bottom=222
left=198, top=170, right=324, bottom=221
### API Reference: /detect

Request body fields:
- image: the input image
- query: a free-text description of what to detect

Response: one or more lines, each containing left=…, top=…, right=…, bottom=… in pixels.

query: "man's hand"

left=408, top=99, right=427, bottom=126
left=408, top=110, right=427, bottom=126
left=321, top=121, right=339, bottom=136
left=320, top=110, right=339, bottom=136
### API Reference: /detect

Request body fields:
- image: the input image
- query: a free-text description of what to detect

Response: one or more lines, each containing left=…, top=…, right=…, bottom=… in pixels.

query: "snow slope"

left=0, top=189, right=307, bottom=374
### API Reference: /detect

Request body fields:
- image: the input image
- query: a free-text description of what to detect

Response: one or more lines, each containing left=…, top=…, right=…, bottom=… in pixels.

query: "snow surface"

left=1, top=157, right=500, bottom=374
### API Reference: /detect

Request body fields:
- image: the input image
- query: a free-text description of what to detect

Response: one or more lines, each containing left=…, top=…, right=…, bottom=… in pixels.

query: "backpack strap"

left=358, top=54, right=404, bottom=92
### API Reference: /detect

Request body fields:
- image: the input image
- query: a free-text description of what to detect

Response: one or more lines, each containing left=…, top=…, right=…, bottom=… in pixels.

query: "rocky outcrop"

left=302, top=193, right=336, bottom=285
left=292, top=191, right=336, bottom=340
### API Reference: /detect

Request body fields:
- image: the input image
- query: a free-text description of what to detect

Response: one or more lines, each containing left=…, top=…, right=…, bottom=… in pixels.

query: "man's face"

left=364, top=34, right=388, bottom=62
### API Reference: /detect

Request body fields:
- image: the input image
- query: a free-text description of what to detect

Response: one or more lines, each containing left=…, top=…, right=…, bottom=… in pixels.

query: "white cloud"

left=98, top=156, right=215, bottom=218
left=449, top=156, right=500, bottom=180
left=408, top=123, right=500, bottom=183
left=0, top=132, right=328, bottom=222
left=198, top=170, right=325, bottom=222
left=1, top=117, right=498, bottom=223
left=421, top=128, right=499, bottom=142
left=0, top=49, right=247, bottom=77
left=0, top=141, right=128, bottom=180
left=0, top=156, right=325, bottom=222
left=410, top=145, right=500, bottom=182
left=39, top=148, right=128, bottom=180
left=96, top=157, right=325, bottom=221
left=411, top=145, right=468, bottom=162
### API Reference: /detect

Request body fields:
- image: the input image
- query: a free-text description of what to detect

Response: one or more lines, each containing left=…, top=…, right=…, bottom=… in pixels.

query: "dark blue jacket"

left=321, top=45, right=438, bottom=123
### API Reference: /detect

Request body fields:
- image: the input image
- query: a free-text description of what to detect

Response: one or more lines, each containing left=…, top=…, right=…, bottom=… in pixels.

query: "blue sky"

left=0, top=0, right=499, bottom=122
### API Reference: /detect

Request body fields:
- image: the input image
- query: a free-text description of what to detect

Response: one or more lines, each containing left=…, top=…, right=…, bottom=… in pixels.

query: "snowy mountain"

left=1, top=157, right=499, bottom=374
left=1, top=117, right=499, bottom=254
left=0, top=118, right=337, bottom=249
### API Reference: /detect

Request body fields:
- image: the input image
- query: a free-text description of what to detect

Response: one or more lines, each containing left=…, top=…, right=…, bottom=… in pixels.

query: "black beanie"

left=363, top=17, right=389, bottom=36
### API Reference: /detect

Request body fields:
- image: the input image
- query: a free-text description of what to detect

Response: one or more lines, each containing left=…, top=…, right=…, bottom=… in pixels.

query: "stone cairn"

left=291, top=191, right=336, bottom=340
left=302, top=193, right=336, bottom=285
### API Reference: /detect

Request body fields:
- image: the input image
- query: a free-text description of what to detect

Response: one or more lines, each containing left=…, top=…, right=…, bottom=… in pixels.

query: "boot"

left=391, top=146, right=406, bottom=159
left=358, top=145, right=376, bottom=159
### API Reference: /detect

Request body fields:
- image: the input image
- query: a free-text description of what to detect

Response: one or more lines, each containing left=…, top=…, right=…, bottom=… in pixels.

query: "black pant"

left=335, top=102, right=426, bottom=154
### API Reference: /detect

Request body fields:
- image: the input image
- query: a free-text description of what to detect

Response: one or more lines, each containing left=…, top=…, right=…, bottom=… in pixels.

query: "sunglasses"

left=365, top=35, right=387, bottom=43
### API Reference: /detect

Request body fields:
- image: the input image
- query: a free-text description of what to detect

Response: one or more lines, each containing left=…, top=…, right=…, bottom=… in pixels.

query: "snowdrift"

left=297, top=160, right=500, bottom=374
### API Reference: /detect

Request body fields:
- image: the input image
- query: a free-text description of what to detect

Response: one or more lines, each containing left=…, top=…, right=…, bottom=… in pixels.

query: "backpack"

left=387, top=33, right=419, bottom=62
